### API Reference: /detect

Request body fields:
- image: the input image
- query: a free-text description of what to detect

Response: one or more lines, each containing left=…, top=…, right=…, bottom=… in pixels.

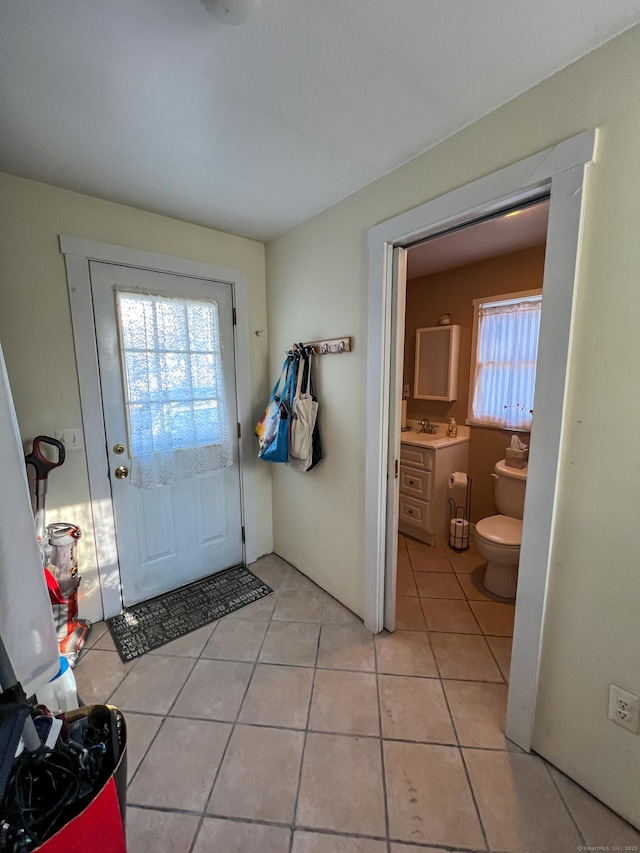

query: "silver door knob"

left=114, top=466, right=129, bottom=479
left=113, top=444, right=125, bottom=454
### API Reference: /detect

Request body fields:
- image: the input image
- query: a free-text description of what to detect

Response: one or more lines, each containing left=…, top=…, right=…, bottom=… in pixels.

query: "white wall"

left=0, top=174, right=272, bottom=623
left=266, top=25, right=640, bottom=826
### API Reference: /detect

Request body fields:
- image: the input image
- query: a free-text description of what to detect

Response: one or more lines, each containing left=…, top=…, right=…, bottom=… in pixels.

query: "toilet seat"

left=475, top=515, right=522, bottom=547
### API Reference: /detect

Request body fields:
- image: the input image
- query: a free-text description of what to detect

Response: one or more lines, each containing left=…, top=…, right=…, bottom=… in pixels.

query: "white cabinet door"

left=90, top=262, right=243, bottom=607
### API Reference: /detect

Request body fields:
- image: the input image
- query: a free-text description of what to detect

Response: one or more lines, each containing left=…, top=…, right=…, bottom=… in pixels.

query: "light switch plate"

left=54, top=428, right=84, bottom=451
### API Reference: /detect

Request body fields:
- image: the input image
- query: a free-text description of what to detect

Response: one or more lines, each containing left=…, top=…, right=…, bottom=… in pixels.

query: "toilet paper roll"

left=448, top=471, right=468, bottom=490
left=450, top=518, right=470, bottom=549
left=401, top=399, right=408, bottom=430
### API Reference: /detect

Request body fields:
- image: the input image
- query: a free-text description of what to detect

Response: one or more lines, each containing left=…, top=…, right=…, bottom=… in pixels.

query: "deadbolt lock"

left=114, top=465, right=129, bottom=480
left=113, top=444, right=125, bottom=454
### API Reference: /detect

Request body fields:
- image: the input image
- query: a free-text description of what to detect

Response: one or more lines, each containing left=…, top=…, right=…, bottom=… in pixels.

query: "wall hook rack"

left=301, top=336, right=352, bottom=355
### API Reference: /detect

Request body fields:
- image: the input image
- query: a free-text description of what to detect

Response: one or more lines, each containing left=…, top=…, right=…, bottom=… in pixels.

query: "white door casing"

left=364, top=130, right=596, bottom=750
left=61, top=236, right=259, bottom=620
left=90, top=262, right=243, bottom=606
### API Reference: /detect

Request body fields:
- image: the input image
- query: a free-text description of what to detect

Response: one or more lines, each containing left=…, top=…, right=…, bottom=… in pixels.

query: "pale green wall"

left=0, top=174, right=272, bottom=623
left=266, top=26, right=640, bottom=826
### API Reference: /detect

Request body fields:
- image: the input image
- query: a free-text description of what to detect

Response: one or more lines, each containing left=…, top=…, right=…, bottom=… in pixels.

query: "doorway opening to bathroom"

left=396, top=200, right=549, bottom=702
left=364, top=131, right=596, bottom=750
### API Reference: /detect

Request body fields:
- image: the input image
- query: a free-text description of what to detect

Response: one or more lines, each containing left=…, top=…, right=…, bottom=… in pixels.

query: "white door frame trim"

left=364, top=129, right=596, bottom=749
left=60, top=235, right=258, bottom=620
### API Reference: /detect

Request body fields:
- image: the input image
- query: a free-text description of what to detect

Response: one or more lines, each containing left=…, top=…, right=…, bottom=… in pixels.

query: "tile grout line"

left=406, top=538, right=492, bottom=851
left=373, top=634, right=392, bottom=853
left=458, top=747, right=491, bottom=851
left=126, top=619, right=219, bottom=793
left=185, top=574, right=281, bottom=853
left=171, top=617, right=233, bottom=853
left=542, top=760, right=587, bottom=846
left=287, top=618, right=323, bottom=853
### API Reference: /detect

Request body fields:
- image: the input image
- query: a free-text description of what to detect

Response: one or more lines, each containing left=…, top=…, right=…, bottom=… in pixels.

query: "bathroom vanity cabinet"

left=399, top=438, right=469, bottom=546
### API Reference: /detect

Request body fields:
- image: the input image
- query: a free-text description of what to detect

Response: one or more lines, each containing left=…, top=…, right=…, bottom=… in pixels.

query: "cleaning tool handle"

left=25, top=435, right=66, bottom=480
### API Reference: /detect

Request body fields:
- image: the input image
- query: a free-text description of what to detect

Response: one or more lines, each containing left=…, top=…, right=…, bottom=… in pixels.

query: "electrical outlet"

left=54, top=428, right=84, bottom=451
left=608, top=684, right=640, bottom=733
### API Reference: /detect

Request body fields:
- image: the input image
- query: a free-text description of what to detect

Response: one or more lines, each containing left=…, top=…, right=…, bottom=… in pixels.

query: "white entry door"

left=90, top=261, right=243, bottom=607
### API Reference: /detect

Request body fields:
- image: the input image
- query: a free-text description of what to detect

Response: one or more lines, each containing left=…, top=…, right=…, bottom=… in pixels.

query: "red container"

left=35, top=705, right=127, bottom=853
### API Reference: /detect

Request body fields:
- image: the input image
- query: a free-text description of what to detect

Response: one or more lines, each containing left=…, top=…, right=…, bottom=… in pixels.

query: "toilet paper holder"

left=448, top=475, right=472, bottom=552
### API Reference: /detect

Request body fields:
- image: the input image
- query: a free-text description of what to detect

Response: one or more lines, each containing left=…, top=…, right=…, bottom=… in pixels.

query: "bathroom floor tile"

left=193, top=818, right=291, bottom=853
left=421, top=598, right=481, bottom=634
left=126, top=808, right=200, bottom=853
left=317, top=623, right=375, bottom=671
left=292, top=832, right=387, bottom=853
left=297, top=732, right=386, bottom=836
left=200, top=618, right=269, bottom=661
left=309, top=669, right=380, bottom=736
left=469, top=600, right=516, bottom=636
left=374, top=630, right=438, bottom=677
left=209, top=724, right=304, bottom=823
left=384, top=741, right=485, bottom=849
left=390, top=846, right=468, bottom=853
left=430, top=632, right=503, bottom=682
left=124, top=712, right=163, bottom=782
left=404, top=536, right=433, bottom=552
left=464, top=749, right=582, bottom=852
left=448, top=549, right=487, bottom=574
left=109, top=654, right=193, bottom=715
left=128, top=717, right=231, bottom=811
left=379, top=674, right=456, bottom=743
left=273, top=587, right=356, bottom=624
left=396, top=549, right=413, bottom=572
left=396, top=570, right=418, bottom=597
left=259, top=619, right=320, bottom=667
left=84, top=620, right=109, bottom=649
left=409, top=548, right=454, bottom=573
left=170, top=658, right=253, bottom=721
left=238, top=663, right=314, bottom=728
left=547, top=766, right=640, bottom=846
left=73, top=649, right=134, bottom=705
left=250, top=557, right=289, bottom=590
left=443, top=680, right=509, bottom=748
left=486, top=635, right=513, bottom=681
left=415, top=571, right=464, bottom=599
left=395, top=596, right=427, bottom=630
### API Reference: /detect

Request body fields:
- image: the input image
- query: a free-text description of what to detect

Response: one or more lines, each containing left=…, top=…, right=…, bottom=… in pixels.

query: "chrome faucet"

left=419, top=418, right=437, bottom=434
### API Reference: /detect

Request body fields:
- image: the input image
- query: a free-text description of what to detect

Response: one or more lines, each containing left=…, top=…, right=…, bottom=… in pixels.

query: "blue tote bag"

left=257, top=356, right=296, bottom=463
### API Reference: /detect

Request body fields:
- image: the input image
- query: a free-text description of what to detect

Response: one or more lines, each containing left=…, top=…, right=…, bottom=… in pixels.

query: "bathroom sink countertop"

left=400, top=421, right=470, bottom=449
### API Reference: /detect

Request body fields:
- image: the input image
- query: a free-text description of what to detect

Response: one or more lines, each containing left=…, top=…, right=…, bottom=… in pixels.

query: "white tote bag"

left=289, top=348, right=318, bottom=470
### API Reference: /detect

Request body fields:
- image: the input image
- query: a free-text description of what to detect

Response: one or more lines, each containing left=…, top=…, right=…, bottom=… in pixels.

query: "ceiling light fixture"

left=202, top=0, right=263, bottom=26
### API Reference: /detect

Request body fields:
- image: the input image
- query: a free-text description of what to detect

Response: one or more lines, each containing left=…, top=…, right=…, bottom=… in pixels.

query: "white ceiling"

left=407, top=201, right=549, bottom=280
left=1, top=2, right=638, bottom=242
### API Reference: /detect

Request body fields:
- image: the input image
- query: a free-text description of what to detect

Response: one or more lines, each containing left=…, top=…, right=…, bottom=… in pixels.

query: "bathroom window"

left=467, top=290, right=542, bottom=431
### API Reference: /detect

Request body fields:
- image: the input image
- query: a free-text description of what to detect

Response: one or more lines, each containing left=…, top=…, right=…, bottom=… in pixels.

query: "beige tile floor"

left=74, top=547, right=640, bottom=853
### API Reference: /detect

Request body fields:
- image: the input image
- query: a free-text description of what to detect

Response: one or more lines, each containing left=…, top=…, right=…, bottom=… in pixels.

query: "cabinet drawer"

left=400, top=444, right=434, bottom=471
left=399, top=466, right=431, bottom=500
left=399, top=495, right=430, bottom=530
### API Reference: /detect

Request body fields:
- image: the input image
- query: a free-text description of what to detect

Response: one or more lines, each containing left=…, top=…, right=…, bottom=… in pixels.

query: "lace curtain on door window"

left=116, top=291, right=232, bottom=489
left=470, top=296, right=542, bottom=431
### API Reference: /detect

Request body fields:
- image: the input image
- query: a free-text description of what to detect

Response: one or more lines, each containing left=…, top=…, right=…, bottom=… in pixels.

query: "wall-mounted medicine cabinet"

left=414, top=324, right=460, bottom=401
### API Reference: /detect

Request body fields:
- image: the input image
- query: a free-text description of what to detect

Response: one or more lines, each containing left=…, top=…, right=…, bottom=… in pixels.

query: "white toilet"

left=475, top=460, right=527, bottom=599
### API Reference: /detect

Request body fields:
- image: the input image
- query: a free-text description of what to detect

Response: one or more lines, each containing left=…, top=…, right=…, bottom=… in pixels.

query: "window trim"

left=466, top=287, right=542, bottom=431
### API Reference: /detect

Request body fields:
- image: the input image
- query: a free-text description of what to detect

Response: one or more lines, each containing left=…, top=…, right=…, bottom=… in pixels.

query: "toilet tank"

left=494, top=459, right=527, bottom=519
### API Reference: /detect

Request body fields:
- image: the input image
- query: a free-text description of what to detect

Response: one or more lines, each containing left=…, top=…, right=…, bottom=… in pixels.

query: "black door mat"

left=107, top=564, right=273, bottom=663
